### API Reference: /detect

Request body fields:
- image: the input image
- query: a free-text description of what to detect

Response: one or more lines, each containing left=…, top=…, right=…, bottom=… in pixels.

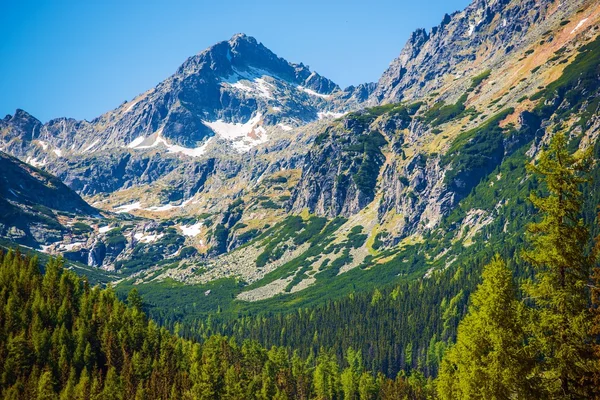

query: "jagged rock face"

left=371, top=0, right=577, bottom=103
left=0, top=151, right=95, bottom=215
left=290, top=113, right=392, bottom=217
left=0, top=151, right=97, bottom=246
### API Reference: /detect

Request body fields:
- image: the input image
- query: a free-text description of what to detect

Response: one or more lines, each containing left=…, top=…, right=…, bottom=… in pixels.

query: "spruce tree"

left=437, top=256, right=531, bottom=399
left=522, top=133, right=595, bottom=398
left=589, top=259, right=600, bottom=398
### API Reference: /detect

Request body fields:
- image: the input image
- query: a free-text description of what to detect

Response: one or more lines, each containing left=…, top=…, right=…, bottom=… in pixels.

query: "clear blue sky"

left=0, top=0, right=470, bottom=122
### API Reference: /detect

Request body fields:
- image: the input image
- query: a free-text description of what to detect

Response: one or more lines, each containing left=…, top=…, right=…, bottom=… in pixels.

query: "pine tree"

left=589, top=257, right=600, bottom=398
left=437, top=256, right=532, bottom=399
left=36, top=369, right=57, bottom=400
left=127, top=288, right=143, bottom=311
left=341, top=348, right=362, bottom=400
left=313, top=350, right=340, bottom=400
left=357, top=372, right=377, bottom=400
left=102, top=367, right=123, bottom=400
left=522, top=132, right=595, bottom=398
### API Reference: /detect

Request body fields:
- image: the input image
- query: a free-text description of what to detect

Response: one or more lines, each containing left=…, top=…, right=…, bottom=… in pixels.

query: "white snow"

left=468, top=23, right=476, bottom=36
left=271, top=106, right=282, bottom=112
left=36, top=140, right=49, bottom=150
left=178, top=222, right=203, bottom=237
left=222, top=68, right=274, bottom=99
left=230, top=81, right=254, bottom=93
left=297, top=86, right=331, bottom=99
left=127, top=136, right=146, bottom=148
left=98, top=226, right=113, bottom=233
left=146, top=204, right=178, bottom=212
left=317, top=111, right=346, bottom=120
left=143, top=198, right=194, bottom=212
left=278, top=123, right=293, bottom=131
left=134, top=232, right=164, bottom=243
left=123, top=98, right=140, bottom=113
left=128, top=128, right=213, bottom=157
left=164, top=137, right=213, bottom=157
left=83, top=139, right=100, bottom=153
left=502, top=18, right=507, bottom=28
left=571, top=18, right=588, bottom=34
left=114, top=201, right=141, bottom=213
left=255, top=78, right=273, bottom=99
left=53, top=148, right=63, bottom=157
left=26, top=156, right=46, bottom=168
left=61, top=242, right=85, bottom=251
left=202, top=113, right=268, bottom=153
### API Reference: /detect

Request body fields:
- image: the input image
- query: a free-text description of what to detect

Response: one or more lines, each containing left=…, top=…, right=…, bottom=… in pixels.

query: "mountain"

left=0, top=33, right=362, bottom=159
left=0, top=151, right=97, bottom=246
left=0, top=34, right=371, bottom=204
left=0, top=0, right=599, bottom=316
left=371, top=0, right=566, bottom=103
left=1, top=0, right=600, bottom=396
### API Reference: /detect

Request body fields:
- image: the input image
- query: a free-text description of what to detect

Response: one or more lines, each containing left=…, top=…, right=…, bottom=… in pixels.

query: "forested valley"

left=2, top=133, right=600, bottom=399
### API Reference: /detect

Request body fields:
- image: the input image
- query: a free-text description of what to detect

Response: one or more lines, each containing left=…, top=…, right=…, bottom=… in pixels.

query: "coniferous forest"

left=1, top=133, right=600, bottom=399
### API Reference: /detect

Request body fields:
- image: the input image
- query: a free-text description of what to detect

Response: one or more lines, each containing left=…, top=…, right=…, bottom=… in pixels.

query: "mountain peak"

left=228, top=32, right=255, bottom=44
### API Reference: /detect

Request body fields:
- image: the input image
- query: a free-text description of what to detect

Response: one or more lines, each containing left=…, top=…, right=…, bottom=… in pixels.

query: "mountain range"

left=1, top=0, right=599, bottom=315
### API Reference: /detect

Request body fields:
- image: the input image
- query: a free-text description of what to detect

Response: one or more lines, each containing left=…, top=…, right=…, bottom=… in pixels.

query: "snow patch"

left=143, top=198, right=193, bottom=212
left=123, top=98, right=140, bottom=113
left=202, top=113, right=268, bottom=153
left=222, top=68, right=274, bottom=99
left=114, top=202, right=141, bottom=213
left=278, top=123, right=293, bottom=131
left=317, top=111, right=345, bottom=120
left=571, top=18, right=588, bottom=34
left=53, top=148, right=63, bottom=157
left=98, top=226, right=112, bottom=233
left=145, top=204, right=178, bottom=212
left=297, top=86, right=331, bottom=99
left=83, top=139, right=100, bottom=153
left=127, top=136, right=146, bottom=148
left=26, top=156, right=46, bottom=168
left=271, top=106, right=282, bottom=112
left=178, top=222, right=203, bottom=237
left=468, top=23, right=476, bottom=36
left=134, top=232, right=164, bottom=243
left=36, top=140, right=49, bottom=151
left=129, top=128, right=212, bottom=157
left=61, top=242, right=85, bottom=251
left=164, top=137, right=213, bottom=157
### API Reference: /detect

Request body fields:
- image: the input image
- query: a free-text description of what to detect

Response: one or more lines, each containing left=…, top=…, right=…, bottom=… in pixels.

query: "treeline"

left=174, top=251, right=495, bottom=379
left=0, top=249, right=433, bottom=399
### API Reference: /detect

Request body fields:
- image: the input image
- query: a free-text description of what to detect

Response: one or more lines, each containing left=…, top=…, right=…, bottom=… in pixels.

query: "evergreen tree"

left=37, top=369, right=57, bottom=400
left=522, top=133, right=596, bottom=398
left=437, top=256, right=532, bottom=399
left=340, top=348, right=362, bottom=400
left=589, top=262, right=600, bottom=398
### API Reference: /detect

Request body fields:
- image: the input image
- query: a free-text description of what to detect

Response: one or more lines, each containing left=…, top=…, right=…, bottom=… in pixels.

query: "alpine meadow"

left=2, top=0, right=600, bottom=398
